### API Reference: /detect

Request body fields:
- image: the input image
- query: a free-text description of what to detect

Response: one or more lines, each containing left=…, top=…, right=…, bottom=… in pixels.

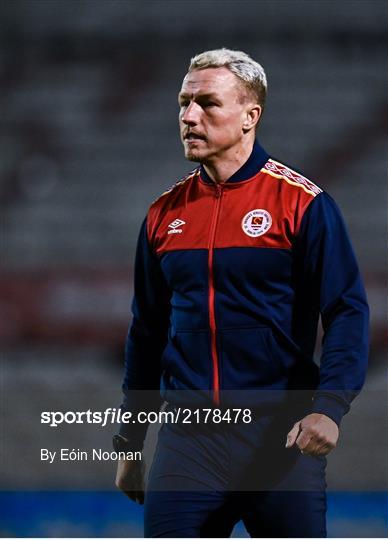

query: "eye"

left=202, top=101, right=217, bottom=108
left=179, top=98, right=190, bottom=108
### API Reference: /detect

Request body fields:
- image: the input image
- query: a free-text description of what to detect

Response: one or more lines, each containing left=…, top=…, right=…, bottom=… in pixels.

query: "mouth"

left=183, top=132, right=206, bottom=142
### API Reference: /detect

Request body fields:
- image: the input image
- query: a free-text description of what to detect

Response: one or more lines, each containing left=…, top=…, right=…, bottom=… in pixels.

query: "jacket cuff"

left=118, top=422, right=147, bottom=452
left=311, top=393, right=350, bottom=427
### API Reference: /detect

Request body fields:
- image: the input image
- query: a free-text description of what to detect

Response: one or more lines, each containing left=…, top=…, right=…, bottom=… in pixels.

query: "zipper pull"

left=215, top=184, right=222, bottom=198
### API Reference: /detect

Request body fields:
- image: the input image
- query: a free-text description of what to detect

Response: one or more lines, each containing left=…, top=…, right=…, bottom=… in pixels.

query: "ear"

left=242, top=105, right=262, bottom=132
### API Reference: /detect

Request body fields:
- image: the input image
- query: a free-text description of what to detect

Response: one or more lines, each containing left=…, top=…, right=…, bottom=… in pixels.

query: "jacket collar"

left=199, top=140, right=269, bottom=184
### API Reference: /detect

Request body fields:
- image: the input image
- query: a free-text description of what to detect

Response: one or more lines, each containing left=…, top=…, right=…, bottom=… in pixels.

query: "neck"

left=202, top=139, right=255, bottom=184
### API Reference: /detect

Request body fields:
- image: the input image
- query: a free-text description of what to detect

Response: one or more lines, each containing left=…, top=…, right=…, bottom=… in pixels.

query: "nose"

left=181, top=101, right=199, bottom=126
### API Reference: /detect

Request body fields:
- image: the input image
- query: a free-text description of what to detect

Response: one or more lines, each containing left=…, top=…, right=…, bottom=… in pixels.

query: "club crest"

left=242, top=209, right=272, bottom=237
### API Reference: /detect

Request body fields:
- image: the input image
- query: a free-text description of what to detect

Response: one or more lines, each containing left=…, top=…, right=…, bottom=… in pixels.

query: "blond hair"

left=188, top=48, right=267, bottom=107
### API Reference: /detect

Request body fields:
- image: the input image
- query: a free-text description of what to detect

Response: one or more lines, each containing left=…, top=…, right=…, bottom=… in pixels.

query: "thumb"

left=285, top=421, right=301, bottom=448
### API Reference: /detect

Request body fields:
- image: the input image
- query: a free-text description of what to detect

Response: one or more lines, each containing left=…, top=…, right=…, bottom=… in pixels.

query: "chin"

left=184, top=149, right=201, bottom=162
left=186, top=154, right=201, bottom=163
left=184, top=146, right=210, bottom=163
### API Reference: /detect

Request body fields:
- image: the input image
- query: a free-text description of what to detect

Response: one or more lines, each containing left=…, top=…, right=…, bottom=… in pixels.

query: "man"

left=114, top=49, right=369, bottom=537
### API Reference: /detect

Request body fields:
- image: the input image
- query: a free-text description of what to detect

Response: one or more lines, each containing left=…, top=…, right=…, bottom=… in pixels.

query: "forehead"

left=179, top=67, right=241, bottom=98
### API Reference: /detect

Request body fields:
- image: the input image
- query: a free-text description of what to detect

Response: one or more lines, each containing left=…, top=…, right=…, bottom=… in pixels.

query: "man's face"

left=178, top=67, right=251, bottom=163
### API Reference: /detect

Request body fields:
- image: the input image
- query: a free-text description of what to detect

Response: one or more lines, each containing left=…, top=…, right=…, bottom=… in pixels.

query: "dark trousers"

left=144, top=408, right=327, bottom=537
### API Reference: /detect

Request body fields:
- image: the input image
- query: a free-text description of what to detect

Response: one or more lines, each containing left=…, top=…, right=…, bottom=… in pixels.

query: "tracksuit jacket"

left=119, top=141, right=369, bottom=448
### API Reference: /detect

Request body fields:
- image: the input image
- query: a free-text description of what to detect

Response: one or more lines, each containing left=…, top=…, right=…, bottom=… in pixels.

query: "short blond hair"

left=188, top=48, right=267, bottom=107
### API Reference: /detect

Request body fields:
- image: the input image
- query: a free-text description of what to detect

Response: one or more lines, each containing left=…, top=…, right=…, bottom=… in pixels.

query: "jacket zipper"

left=208, top=183, right=222, bottom=405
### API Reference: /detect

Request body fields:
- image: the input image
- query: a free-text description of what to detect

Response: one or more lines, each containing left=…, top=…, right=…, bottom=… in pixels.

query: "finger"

left=137, top=490, right=145, bottom=505
left=133, top=489, right=144, bottom=505
left=313, top=443, right=333, bottom=457
left=296, top=428, right=313, bottom=451
left=300, top=438, right=321, bottom=455
left=124, top=490, right=138, bottom=502
left=285, top=421, right=301, bottom=448
left=302, top=438, right=333, bottom=456
left=307, top=429, right=337, bottom=455
left=124, top=489, right=144, bottom=505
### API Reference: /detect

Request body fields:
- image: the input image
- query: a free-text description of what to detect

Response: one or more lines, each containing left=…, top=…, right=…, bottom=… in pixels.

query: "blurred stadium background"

left=1, top=0, right=387, bottom=537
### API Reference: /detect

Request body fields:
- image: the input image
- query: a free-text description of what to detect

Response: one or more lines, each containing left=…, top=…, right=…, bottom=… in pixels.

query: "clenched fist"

left=115, top=458, right=145, bottom=505
left=285, top=413, right=339, bottom=456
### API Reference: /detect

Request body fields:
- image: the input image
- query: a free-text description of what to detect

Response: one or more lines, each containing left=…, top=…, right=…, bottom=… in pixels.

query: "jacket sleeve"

left=119, top=216, right=171, bottom=449
left=294, top=191, right=369, bottom=427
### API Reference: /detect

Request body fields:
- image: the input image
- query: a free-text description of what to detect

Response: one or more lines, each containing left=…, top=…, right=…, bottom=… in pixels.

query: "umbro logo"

left=168, top=219, right=186, bottom=234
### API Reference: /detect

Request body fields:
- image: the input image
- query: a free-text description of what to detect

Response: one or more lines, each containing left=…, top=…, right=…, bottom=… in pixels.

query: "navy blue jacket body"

left=120, top=141, right=369, bottom=448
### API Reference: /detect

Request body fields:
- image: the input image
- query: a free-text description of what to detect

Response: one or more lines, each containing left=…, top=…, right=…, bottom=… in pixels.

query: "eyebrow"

left=178, top=92, right=221, bottom=102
